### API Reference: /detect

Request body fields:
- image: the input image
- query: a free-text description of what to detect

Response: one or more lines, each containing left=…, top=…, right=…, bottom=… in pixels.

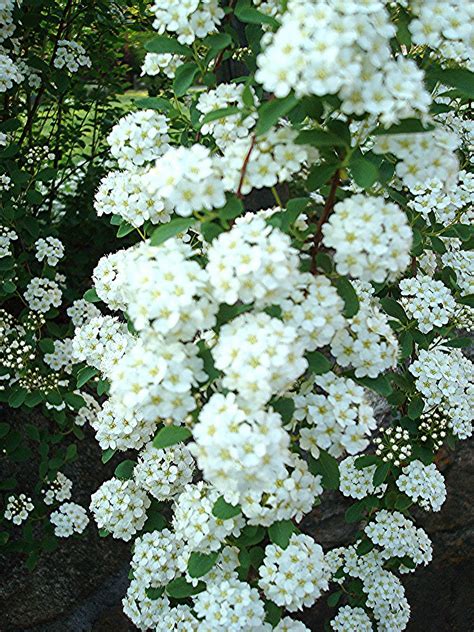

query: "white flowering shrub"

left=2, top=0, right=474, bottom=628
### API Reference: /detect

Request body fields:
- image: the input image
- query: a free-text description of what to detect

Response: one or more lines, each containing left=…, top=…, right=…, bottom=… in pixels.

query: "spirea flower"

left=43, top=472, right=73, bottom=505
left=34, top=236, right=64, bottom=266
left=53, top=40, right=91, bottom=72
left=4, top=494, right=34, bottom=525
left=24, top=277, right=62, bottom=312
left=134, top=442, right=194, bottom=500
left=396, top=460, right=447, bottom=512
left=399, top=275, right=457, bottom=333
left=150, top=0, right=224, bottom=44
left=50, top=502, right=89, bottom=537
left=331, top=606, right=372, bottom=632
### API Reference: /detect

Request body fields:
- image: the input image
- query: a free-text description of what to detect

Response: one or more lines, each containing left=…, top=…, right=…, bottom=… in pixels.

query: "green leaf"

left=334, top=277, right=359, bottom=318
left=76, top=366, right=98, bottom=388
left=218, top=195, right=244, bottom=220
left=268, top=519, right=296, bottom=549
left=310, top=450, right=340, bottom=490
left=187, top=551, right=219, bottom=578
left=150, top=218, right=195, bottom=246
left=153, top=425, right=192, bottom=449
left=146, top=587, right=165, bottom=600
left=145, top=35, right=192, bottom=56
left=444, top=336, right=472, bottom=348
left=36, top=167, right=57, bottom=182
left=255, top=94, right=299, bottom=136
left=173, top=62, right=199, bottom=97
left=212, top=496, right=242, bottom=519
left=307, top=163, right=338, bottom=191
left=427, top=66, right=474, bottom=99
left=101, top=448, right=116, bottom=464
left=204, top=32, right=233, bottom=51
left=354, top=455, right=379, bottom=470
left=356, top=375, right=393, bottom=397
left=408, top=396, right=424, bottom=420
left=201, top=221, right=225, bottom=243
left=117, top=221, right=135, bottom=238
left=235, top=0, right=280, bottom=28
left=0, top=422, right=11, bottom=439
left=63, top=393, right=86, bottom=410
left=395, top=494, right=413, bottom=511
left=345, top=500, right=367, bottom=524
left=166, top=577, right=205, bottom=598
left=374, top=118, right=434, bottom=135
left=327, top=591, right=342, bottom=608
left=349, top=154, right=379, bottom=189
left=271, top=397, right=295, bottom=424
left=134, top=96, right=174, bottom=113
left=264, top=601, right=282, bottom=626
left=306, top=351, right=332, bottom=375
left=142, top=506, right=166, bottom=532
left=380, top=297, right=408, bottom=323
left=115, top=460, right=136, bottom=480
left=457, top=294, right=474, bottom=308
left=201, top=106, right=241, bottom=126
left=8, top=388, right=27, bottom=408
left=84, top=288, right=100, bottom=303
left=39, top=338, right=55, bottom=354
left=373, top=462, right=390, bottom=487
left=295, top=129, right=347, bottom=147
left=356, top=539, right=375, bottom=555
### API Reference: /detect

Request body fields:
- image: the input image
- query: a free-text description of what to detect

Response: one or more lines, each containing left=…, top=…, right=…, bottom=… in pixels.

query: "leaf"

left=114, top=460, right=136, bottom=480
left=166, top=577, right=205, bottom=599
left=306, top=351, right=332, bottom=375
left=354, top=455, right=379, bottom=470
left=150, top=218, right=195, bottom=246
left=187, top=551, right=219, bottom=578
left=350, top=154, right=379, bottom=189
left=0, top=422, right=11, bottom=439
left=427, top=66, right=474, bottom=99
left=212, top=496, right=242, bottom=519
left=307, top=163, right=339, bottom=191
left=334, top=277, right=359, bottom=318
left=63, top=392, right=86, bottom=410
left=146, top=587, right=165, bottom=600
left=201, top=221, right=225, bottom=242
left=134, top=96, right=173, bottom=113
left=255, top=94, right=299, bottom=136
left=76, top=366, right=98, bottom=388
left=373, top=462, right=390, bottom=487
left=36, top=167, right=57, bottom=182
left=374, top=118, right=434, bottom=135
left=408, top=396, right=424, bottom=420
left=268, top=519, right=296, bottom=549
left=201, top=106, right=241, bottom=125
left=395, top=494, right=413, bottom=511
left=295, top=129, right=347, bottom=147
left=101, top=448, right=116, bottom=464
left=356, top=375, right=393, bottom=397
left=145, top=35, right=192, bottom=56
left=8, top=388, right=27, bottom=408
left=153, top=425, right=192, bottom=449
left=83, top=288, right=100, bottom=303
left=345, top=500, right=367, bottom=524
left=327, top=591, right=342, bottom=608
left=356, top=539, right=375, bottom=555
left=142, top=507, right=166, bottom=532
left=444, top=336, right=472, bottom=348
left=204, top=32, right=233, bottom=51
left=173, top=62, right=199, bottom=97
left=264, top=601, right=282, bottom=626
left=218, top=194, right=244, bottom=220
left=380, top=297, right=408, bottom=323
left=271, top=397, right=295, bottom=424
left=39, top=338, right=55, bottom=354
left=310, top=450, right=340, bottom=490
left=235, top=0, right=280, bottom=28
left=117, top=221, right=135, bottom=238
left=457, top=294, right=474, bottom=308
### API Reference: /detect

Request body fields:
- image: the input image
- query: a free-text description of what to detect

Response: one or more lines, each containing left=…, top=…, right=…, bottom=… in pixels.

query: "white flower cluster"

left=34, top=236, right=64, bottom=266
left=4, top=494, right=34, bottom=525
left=107, top=110, right=170, bottom=169
left=172, top=482, right=243, bottom=553
left=221, top=127, right=314, bottom=195
left=330, top=605, right=372, bottom=632
left=134, top=442, right=194, bottom=500
left=74, top=391, right=100, bottom=427
left=0, top=0, right=16, bottom=43
left=259, top=534, right=330, bottom=611
left=150, top=0, right=224, bottom=44
left=408, top=170, right=474, bottom=225
left=91, top=399, right=155, bottom=451
left=90, top=478, right=151, bottom=541
left=372, top=129, right=460, bottom=191
left=409, top=348, right=473, bottom=439
left=330, top=286, right=399, bottom=378
left=141, top=52, right=183, bottom=78
left=364, top=510, right=432, bottom=572
left=339, top=456, right=384, bottom=499
left=396, top=460, right=447, bottom=512
left=374, top=425, right=412, bottom=467
left=206, top=215, right=301, bottom=306
left=213, top=311, right=307, bottom=409
left=95, top=169, right=171, bottom=228
left=66, top=298, right=101, bottom=328
left=399, top=275, right=457, bottom=333
left=441, top=238, right=474, bottom=296
left=72, top=315, right=131, bottom=375
left=24, top=277, right=62, bottom=312
left=53, top=40, right=91, bottom=72
left=327, top=545, right=410, bottom=631
left=49, top=502, right=89, bottom=537
left=0, top=53, right=24, bottom=92
left=145, top=144, right=227, bottom=217
left=0, top=226, right=17, bottom=257
left=43, top=472, right=72, bottom=505
left=123, top=585, right=197, bottom=631
left=197, top=83, right=258, bottom=150
left=131, top=528, right=188, bottom=588
left=294, top=373, right=376, bottom=459
left=256, top=0, right=431, bottom=125
left=44, top=338, right=74, bottom=372
left=0, top=173, right=11, bottom=190
left=322, top=194, right=412, bottom=282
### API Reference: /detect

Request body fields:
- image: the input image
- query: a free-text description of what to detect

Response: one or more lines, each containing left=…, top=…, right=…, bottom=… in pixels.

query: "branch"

left=236, top=135, right=256, bottom=199
left=310, top=169, right=341, bottom=273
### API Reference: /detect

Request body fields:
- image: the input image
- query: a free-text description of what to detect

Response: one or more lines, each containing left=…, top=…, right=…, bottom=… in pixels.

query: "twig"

left=310, top=169, right=341, bottom=273
left=236, top=135, right=256, bottom=199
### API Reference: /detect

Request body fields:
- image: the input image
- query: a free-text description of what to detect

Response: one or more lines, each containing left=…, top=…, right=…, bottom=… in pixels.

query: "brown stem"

left=310, top=169, right=341, bottom=273
left=236, top=135, right=256, bottom=199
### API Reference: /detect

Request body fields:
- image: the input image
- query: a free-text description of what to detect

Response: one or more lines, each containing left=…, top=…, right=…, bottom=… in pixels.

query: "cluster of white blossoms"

left=150, top=0, right=224, bottom=44
left=74, top=391, right=101, bottom=427
left=259, top=534, right=330, bottom=611
left=0, top=52, right=24, bottom=92
left=24, top=277, right=62, bottom=312
left=372, top=129, right=460, bottom=191
left=327, top=545, right=410, bottom=631
left=221, top=127, right=314, bottom=195
left=396, top=460, right=447, bottom=512
left=0, top=0, right=16, bottom=42
left=131, top=528, right=188, bottom=588
left=134, top=442, right=194, bottom=500
left=53, top=40, right=91, bottom=72
left=339, top=456, right=384, bottom=499
left=145, top=144, right=227, bottom=217
left=407, top=0, right=474, bottom=68
left=408, top=170, right=474, bottom=225
left=322, top=194, right=412, bottom=282
left=107, top=110, right=170, bottom=169
left=330, top=605, right=373, bottom=632
left=213, top=312, right=307, bottom=409
left=66, top=298, right=101, bottom=328
left=49, top=502, right=89, bottom=537
left=0, top=226, right=17, bottom=257
left=374, top=425, right=412, bottom=467
left=294, top=373, right=376, bottom=458
left=255, top=0, right=431, bottom=125
left=91, top=399, right=154, bottom=451
left=42, top=472, right=72, bottom=505
left=72, top=315, right=131, bottom=375
left=409, top=348, right=473, bottom=439
left=364, top=510, right=433, bottom=572
left=197, top=83, right=258, bottom=150
left=44, top=338, right=74, bottom=372
left=90, top=478, right=151, bottom=541
left=206, top=215, right=301, bottom=306
left=34, top=236, right=64, bottom=267
left=4, top=494, right=34, bottom=525
left=441, top=238, right=474, bottom=296
left=399, top=275, right=457, bottom=333
left=330, top=285, right=399, bottom=378
left=141, top=52, right=183, bottom=78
